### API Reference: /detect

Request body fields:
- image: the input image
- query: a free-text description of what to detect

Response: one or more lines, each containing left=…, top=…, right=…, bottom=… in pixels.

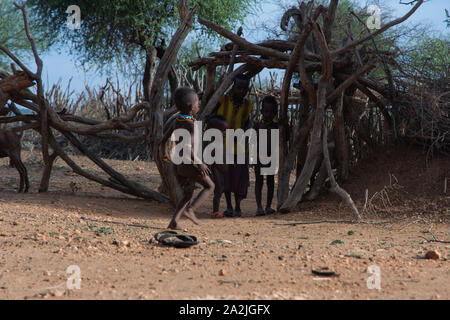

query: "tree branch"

left=332, top=0, right=424, bottom=57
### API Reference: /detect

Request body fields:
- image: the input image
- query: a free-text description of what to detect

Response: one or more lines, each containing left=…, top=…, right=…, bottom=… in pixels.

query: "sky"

left=31, top=0, right=450, bottom=95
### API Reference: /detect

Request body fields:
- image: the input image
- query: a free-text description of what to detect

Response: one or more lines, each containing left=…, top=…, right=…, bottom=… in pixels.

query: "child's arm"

left=160, top=122, right=175, bottom=162
left=187, top=129, right=211, bottom=176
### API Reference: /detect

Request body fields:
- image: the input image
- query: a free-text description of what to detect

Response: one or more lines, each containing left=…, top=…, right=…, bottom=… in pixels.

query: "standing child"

left=254, top=95, right=279, bottom=216
left=161, top=87, right=214, bottom=230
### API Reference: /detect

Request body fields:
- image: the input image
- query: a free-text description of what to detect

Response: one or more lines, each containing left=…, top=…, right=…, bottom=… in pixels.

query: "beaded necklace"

left=176, top=114, right=195, bottom=122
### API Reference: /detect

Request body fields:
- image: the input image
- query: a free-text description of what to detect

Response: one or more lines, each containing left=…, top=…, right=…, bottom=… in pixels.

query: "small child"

left=254, top=95, right=279, bottom=216
left=204, top=115, right=228, bottom=219
left=161, top=87, right=214, bottom=230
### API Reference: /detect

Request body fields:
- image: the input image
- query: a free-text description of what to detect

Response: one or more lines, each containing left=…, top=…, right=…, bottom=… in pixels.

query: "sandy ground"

left=0, top=145, right=448, bottom=300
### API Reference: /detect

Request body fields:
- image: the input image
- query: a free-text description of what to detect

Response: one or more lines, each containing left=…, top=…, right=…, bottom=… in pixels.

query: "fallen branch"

left=420, top=230, right=450, bottom=244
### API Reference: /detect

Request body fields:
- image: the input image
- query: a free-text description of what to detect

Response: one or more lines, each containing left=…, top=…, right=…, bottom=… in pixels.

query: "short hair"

left=261, top=95, right=278, bottom=114
left=206, top=114, right=227, bottom=129
left=173, top=87, right=197, bottom=113
left=233, top=73, right=251, bottom=85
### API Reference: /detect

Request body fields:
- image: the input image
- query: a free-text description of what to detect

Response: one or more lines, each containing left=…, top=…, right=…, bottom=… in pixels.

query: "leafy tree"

left=0, top=0, right=49, bottom=70
left=28, top=0, right=258, bottom=100
left=401, top=35, right=449, bottom=83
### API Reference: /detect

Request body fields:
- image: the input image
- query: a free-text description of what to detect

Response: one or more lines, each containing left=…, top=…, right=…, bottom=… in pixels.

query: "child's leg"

left=254, top=165, right=264, bottom=214
left=224, top=165, right=234, bottom=214
left=234, top=194, right=243, bottom=216
left=224, top=192, right=233, bottom=210
left=185, top=171, right=215, bottom=222
left=168, top=183, right=194, bottom=230
left=232, top=163, right=249, bottom=217
left=265, top=174, right=276, bottom=214
left=212, top=167, right=224, bottom=213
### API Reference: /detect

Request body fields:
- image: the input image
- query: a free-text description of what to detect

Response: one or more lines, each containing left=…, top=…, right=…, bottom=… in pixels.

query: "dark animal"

left=0, top=129, right=29, bottom=192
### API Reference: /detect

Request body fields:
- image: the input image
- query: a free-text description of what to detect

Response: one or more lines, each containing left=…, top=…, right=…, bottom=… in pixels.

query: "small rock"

left=278, top=255, right=284, bottom=261
left=219, top=269, right=226, bottom=276
left=425, top=250, right=440, bottom=260
left=245, top=232, right=251, bottom=237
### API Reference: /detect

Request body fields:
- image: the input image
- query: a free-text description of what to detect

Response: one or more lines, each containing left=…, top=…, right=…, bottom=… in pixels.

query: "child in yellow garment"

left=215, top=74, right=254, bottom=217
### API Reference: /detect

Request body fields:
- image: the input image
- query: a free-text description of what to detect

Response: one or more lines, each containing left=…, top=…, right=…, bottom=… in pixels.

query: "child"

left=254, top=95, right=279, bottom=216
left=204, top=115, right=228, bottom=219
left=161, top=87, right=214, bottom=230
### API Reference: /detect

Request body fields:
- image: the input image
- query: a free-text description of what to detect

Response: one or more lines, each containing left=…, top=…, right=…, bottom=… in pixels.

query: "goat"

left=0, top=129, right=29, bottom=192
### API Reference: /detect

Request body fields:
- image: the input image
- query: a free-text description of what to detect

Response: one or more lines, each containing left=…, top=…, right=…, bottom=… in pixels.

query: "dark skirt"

left=224, top=162, right=249, bottom=198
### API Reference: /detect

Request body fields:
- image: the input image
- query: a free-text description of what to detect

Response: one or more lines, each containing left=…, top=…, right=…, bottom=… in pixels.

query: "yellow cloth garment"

left=217, top=94, right=254, bottom=154
left=217, top=94, right=253, bottom=130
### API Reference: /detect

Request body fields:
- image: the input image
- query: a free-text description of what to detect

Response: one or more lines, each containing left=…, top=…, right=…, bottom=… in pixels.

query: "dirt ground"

left=0, top=144, right=448, bottom=300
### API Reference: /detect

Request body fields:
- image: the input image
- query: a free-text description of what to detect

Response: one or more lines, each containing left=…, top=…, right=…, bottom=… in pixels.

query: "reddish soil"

left=0, top=145, right=448, bottom=300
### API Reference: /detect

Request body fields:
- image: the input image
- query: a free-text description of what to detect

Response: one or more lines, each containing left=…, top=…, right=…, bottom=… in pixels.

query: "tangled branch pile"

left=192, top=0, right=430, bottom=217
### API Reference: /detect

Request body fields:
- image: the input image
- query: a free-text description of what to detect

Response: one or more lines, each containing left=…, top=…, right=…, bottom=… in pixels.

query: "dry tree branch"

left=322, top=104, right=361, bottom=221
left=332, top=0, right=424, bottom=58
left=198, top=17, right=291, bottom=61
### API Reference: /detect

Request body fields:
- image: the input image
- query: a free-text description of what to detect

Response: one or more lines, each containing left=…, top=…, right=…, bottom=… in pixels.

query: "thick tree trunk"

left=304, top=158, right=327, bottom=201
left=39, top=151, right=57, bottom=192
left=277, top=107, right=313, bottom=209
left=279, top=100, right=325, bottom=212
left=333, top=93, right=349, bottom=182
left=200, top=64, right=216, bottom=112
left=156, top=45, right=180, bottom=97
left=143, top=47, right=157, bottom=102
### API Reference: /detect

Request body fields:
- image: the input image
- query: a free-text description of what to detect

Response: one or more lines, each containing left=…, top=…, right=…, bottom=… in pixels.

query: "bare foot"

left=223, top=208, right=234, bottom=217
left=167, top=221, right=183, bottom=230
left=183, top=208, right=200, bottom=225
left=256, top=208, right=265, bottom=216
